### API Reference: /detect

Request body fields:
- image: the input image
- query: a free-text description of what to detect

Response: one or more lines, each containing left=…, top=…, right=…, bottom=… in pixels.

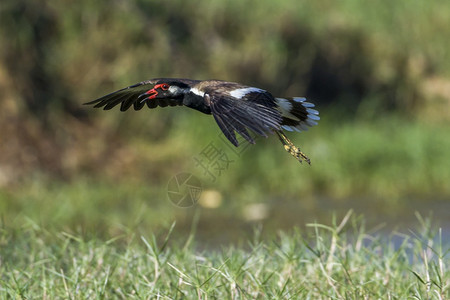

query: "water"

left=173, top=196, right=450, bottom=247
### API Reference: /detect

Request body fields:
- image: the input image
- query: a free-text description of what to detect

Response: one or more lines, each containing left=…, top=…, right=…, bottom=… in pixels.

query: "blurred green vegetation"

left=0, top=0, right=449, bottom=238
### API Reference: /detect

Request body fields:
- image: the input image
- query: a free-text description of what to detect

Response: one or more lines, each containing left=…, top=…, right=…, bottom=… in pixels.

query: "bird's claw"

left=277, top=131, right=311, bottom=165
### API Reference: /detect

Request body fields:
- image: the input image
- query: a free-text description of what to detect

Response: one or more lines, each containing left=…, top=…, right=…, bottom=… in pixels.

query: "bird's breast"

left=183, top=93, right=212, bottom=114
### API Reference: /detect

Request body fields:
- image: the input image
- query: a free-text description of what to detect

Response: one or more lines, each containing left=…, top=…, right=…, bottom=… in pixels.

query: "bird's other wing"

left=206, top=88, right=283, bottom=147
left=84, top=80, right=183, bottom=111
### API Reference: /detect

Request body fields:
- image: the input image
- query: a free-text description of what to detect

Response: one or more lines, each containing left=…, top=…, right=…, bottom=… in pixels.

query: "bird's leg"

left=276, top=131, right=311, bottom=165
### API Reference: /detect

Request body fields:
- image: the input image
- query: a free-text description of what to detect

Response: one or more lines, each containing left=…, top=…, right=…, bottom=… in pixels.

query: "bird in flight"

left=85, top=78, right=319, bottom=164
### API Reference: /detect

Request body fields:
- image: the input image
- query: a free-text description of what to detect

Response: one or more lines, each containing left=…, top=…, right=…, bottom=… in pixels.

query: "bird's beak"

left=145, top=88, right=159, bottom=99
left=138, top=87, right=158, bottom=103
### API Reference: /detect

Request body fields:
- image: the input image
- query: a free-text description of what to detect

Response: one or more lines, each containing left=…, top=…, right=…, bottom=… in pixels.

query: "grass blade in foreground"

left=0, top=215, right=448, bottom=299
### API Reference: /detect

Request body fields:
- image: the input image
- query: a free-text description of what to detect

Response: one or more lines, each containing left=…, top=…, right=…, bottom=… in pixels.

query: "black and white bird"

left=85, top=78, right=320, bottom=164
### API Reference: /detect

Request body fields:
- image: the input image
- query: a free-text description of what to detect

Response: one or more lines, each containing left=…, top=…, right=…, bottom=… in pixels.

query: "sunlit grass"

left=0, top=212, right=447, bottom=298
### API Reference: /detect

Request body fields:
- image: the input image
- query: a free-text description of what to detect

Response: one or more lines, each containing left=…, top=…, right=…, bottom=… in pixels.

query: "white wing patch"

left=190, top=87, right=205, bottom=97
left=229, top=87, right=265, bottom=99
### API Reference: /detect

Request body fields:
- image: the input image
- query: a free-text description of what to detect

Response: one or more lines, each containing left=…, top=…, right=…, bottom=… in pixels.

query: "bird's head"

left=142, top=80, right=190, bottom=100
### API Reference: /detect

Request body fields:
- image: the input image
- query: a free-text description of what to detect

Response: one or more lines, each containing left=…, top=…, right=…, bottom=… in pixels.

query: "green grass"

left=1, top=212, right=448, bottom=299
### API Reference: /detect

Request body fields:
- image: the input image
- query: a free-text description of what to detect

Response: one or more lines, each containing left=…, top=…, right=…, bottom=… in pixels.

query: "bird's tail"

left=274, top=97, right=319, bottom=164
left=275, top=97, right=319, bottom=132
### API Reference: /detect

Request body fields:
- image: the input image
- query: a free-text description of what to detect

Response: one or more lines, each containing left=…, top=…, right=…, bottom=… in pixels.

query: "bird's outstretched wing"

left=84, top=81, right=182, bottom=111
left=206, top=89, right=283, bottom=146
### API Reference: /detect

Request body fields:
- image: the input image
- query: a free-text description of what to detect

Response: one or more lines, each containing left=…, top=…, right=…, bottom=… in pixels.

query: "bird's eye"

left=161, top=83, right=170, bottom=90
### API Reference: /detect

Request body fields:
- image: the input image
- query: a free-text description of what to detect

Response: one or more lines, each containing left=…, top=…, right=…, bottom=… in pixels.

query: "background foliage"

left=0, top=0, right=449, bottom=239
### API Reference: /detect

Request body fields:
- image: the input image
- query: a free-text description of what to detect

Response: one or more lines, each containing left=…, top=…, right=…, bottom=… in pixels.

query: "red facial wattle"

left=145, top=83, right=170, bottom=99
